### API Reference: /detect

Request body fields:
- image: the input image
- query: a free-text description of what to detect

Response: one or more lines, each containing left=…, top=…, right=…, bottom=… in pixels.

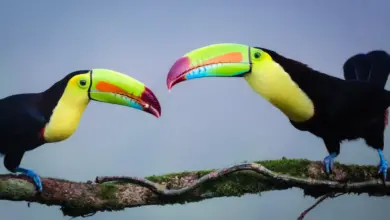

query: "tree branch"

left=297, top=192, right=346, bottom=220
left=0, top=158, right=388, bottom=218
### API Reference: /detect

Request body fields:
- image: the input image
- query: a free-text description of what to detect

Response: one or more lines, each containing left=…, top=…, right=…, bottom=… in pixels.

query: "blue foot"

left=323, top=153, right=338, bottom=174
left=15, top=167, right=42, bottom=192
left=377, top=149, right=388, bottom=181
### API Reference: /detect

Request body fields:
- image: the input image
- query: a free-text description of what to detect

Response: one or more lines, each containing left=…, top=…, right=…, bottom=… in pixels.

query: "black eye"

left=79, top=79, right=87, bottom=86
left=254, top=52, right=261, bottom=59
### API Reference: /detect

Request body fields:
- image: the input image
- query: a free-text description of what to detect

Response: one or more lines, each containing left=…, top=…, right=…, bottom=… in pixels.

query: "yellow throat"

left=243, top=60, right=315, bottom=122
left=43, top=74, right=90, bottom=142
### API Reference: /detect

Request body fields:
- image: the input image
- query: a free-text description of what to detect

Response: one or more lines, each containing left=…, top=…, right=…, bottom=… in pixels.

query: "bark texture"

left=0, top=158, right=389, bottom=217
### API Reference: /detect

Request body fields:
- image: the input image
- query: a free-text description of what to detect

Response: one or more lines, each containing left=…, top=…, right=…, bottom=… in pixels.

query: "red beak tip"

left=153, top=109, right=161, bottom=118
left=140, top=86, right=162, bottom=118
left=166, top=56, right=190, bottom=89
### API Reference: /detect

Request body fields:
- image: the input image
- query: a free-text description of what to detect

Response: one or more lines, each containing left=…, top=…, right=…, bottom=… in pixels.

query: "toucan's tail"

left=343, top=50, right=390, bottom=127
left=343, top=50, right=390, bottom=88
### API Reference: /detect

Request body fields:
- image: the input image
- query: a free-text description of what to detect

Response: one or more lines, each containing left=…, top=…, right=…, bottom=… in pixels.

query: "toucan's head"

left=53, top=69, right=161, bottom=118
left=165, top=43, right=316, bottom=123
left=166, top=43, right=274, bottom=89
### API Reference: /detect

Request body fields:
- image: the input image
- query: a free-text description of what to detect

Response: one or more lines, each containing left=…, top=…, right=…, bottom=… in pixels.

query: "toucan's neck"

left=244, top=49, right=316, bottom=122
left=258, top=48, right=315, bottom=80
left=40, top=74, right=74, bottom=118
left=40, top=71, right=90, bottom=143
left=257, top=47, right=336, bottom=86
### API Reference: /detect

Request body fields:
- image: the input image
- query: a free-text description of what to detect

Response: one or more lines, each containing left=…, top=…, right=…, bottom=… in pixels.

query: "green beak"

left=89, top=69, right=161, bottom=118
left=166, top=43, right=253, bottom=89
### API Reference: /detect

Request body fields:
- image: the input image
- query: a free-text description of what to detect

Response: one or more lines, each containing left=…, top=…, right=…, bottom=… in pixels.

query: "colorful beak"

left=89, top=69, right=161, bottom=118
left=166, top=43, right=251, bottom=90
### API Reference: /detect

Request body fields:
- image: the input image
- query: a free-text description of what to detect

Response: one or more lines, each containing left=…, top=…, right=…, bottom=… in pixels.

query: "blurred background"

left=1, top=1, right=389, bottom=219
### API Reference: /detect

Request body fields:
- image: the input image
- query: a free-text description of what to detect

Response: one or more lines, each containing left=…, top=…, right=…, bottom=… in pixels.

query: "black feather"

left=343, top=50, right=390, bottom=129
left=257, top=47, right=390, bottom=160
left=343, top=50, right=390, bottom=88
left=0, top=70, right=89, bottom=172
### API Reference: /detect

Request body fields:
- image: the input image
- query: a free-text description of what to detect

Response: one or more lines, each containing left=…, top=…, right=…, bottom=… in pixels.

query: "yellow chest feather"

left=43, top=92, right=89, bottom=143
left=244, top=61, right=314, bottom=122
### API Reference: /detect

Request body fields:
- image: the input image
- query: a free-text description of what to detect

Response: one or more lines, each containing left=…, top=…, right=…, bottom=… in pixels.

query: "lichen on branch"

left=0, top=158, right=388, bottom=218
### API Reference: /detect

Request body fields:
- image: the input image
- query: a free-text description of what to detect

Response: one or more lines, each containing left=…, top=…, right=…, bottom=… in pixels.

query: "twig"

left=297, top=192, right=347, bottom=219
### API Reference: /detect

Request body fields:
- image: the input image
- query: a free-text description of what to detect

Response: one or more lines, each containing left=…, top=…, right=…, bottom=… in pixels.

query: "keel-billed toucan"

left=166, top=43, right=390, bottom=180
left=0, top=69, right=161, bottom=192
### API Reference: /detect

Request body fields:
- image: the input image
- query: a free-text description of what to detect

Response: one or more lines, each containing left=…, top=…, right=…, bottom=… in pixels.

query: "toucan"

left=0, top=69, right=161, bottom=192
left=165, top=43, right=390, bottom=181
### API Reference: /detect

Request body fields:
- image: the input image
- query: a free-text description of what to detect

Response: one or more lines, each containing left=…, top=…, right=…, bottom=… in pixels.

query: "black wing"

left=0, top=94, right=47, bottom=154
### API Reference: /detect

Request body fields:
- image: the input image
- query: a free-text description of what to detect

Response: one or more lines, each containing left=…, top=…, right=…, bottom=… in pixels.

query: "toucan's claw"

left=323, top=154, right=336, bottom=174
left=377, top=149, right=388, bottom=183
left=323, top=157, right=332, bottom=174
left=15, top=167, right=42, bottom=192
left=378, top=158, right=388, bottom=182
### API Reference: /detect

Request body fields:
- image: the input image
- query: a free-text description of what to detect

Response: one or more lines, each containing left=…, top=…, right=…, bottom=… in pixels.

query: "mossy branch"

left=0, top=158, right=389, bottom=218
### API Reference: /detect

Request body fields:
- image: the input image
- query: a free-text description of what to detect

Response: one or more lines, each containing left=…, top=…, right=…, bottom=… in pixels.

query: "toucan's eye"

left=254, top=52, right=261, bottom=59
left=79, top=79, right=87, bottom=87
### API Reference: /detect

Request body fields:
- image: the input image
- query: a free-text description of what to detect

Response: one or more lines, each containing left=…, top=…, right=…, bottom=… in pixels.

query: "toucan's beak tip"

left=166, top=80, right=179, bottom=91
left=166, top=56, right=190, bottom=90
left=141, top=86, right=162, bottom=118
left=166, top=81, right=173, bottom=90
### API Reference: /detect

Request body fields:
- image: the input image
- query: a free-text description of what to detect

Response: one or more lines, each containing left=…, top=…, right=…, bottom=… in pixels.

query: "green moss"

left=256, top=158, right=312, bottom=177
left=0, top=181, right=6, bottom=193
left=201, top=171, right=268, bottom=197
left=98, top=183, right=118, bottom=200
left=146, top=171, right=206, bottom=183
left=139, top=158, right=381, bottom=200
left=197, top=159, right=309, bottom=197
left=0, top=179, right=35, bottom=200
left=146, top=174, right=176, bottom=183
left=145, top=159, right=312, bottom=183
left=332, top=162, right=377, bottom=181
left=143, top=159, right=313, bottom=199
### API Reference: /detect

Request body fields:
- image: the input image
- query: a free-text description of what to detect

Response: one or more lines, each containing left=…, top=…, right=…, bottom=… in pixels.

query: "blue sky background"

left=1, top=1, right=390, bottom=219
